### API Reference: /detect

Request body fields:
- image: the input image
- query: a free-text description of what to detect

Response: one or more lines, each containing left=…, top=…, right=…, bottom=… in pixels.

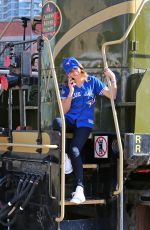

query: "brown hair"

left=79, top=63, right=88, bottom=80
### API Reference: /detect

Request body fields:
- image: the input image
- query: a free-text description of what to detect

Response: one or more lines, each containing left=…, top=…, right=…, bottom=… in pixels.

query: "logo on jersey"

left=84, top=87, right=93, bottom=98
left=86, top=98, right=95, bottom=107
left=73, top=92, right=81, bottom=98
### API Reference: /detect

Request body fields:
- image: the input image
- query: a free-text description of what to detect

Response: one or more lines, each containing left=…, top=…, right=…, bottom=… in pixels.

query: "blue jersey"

left=61, top=75, right=106, bottom=128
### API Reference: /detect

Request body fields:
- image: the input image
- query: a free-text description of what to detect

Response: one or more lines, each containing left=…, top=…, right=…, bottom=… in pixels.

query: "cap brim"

left=67, top=65, right=79, bottom=74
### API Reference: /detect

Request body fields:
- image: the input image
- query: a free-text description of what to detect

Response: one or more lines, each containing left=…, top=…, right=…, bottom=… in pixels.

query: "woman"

left=54, top=57, right=117, bottom=204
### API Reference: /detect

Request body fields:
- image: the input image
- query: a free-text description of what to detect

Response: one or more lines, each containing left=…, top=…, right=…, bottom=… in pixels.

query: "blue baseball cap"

left=63, top=57, right=79, bottom=74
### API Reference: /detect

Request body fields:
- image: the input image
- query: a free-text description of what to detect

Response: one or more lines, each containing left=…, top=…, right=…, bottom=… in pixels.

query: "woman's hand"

left=103, top=68, right=117, bottom=99
left=104, top=68, right=116, bottom=82
left=68, top=77, right=75, bottom=95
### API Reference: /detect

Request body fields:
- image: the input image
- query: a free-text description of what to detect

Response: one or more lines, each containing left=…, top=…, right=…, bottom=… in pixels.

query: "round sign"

left=95, top=136, right=108, bottom=157
left=42, top=1, right=62, bottom=40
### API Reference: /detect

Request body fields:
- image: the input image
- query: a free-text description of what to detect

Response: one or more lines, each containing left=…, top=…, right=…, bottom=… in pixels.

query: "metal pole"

left=117, top=190, right=124, bottom=230
left=8, top=89, right=13, bottom=147
left=19, top=88, right=26, bottom=128
left=36, top=37, right=43, bottom=150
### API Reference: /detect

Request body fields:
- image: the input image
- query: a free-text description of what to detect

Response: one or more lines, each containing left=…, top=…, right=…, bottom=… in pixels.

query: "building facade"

left=0, top=0, right=42, bottom=21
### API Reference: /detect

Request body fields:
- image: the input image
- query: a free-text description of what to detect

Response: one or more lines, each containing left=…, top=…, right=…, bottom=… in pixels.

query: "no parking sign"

left=94, top=136, right=108, bottom=158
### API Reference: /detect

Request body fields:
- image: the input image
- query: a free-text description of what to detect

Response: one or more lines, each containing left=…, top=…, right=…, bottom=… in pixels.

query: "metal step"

left=62, top=164, right=98, bottom=171
left=83, top=164, right=98, bottom=169
left=64, top=199, right=106, bottom=206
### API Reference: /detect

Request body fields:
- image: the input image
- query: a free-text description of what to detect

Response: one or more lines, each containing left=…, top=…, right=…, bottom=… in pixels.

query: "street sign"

left=42, top=1, right=62, bottom=40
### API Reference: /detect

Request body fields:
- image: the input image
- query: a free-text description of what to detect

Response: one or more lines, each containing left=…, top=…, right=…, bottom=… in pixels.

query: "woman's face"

left=68, top=67, right=81, bottom=79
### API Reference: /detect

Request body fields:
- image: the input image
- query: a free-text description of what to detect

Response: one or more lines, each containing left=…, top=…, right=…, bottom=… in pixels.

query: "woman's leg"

left=52, top=117, right=75, bottom=132
left=68, top=127, right=92, bottom=188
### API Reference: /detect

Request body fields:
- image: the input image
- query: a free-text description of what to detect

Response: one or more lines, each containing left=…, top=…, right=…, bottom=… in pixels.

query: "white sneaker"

left=65, top=153, right=73, bottom=174
left=70, top=186, right=85, bottom=204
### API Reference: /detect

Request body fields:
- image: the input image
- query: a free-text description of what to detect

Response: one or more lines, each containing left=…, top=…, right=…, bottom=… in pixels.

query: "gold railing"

left=43, top=36, right=66, bottom=222
left=101, top=0, right=149, bottom=195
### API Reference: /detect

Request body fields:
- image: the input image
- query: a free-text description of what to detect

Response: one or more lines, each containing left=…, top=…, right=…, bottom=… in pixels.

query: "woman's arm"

left=61, top=92, right=73, bottom=114
left=61, top=78, right=74, bottom=114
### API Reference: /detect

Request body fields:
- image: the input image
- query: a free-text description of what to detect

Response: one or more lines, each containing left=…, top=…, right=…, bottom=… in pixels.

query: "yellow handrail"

left=0, top=143, right=58, bottom=149
left=101, top=0, right=148, bottom=195
left=43, top=36, right=66, bottom=222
